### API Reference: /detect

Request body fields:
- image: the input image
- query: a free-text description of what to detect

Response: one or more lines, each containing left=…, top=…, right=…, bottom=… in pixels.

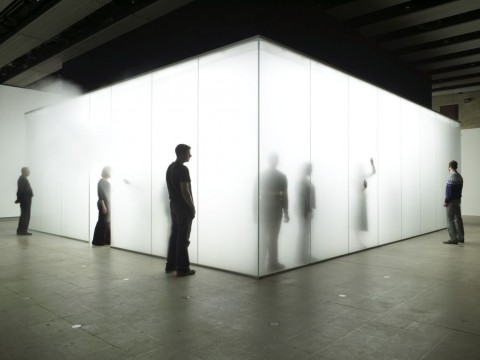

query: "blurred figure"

left=15, top=167, right=33, bottom=235
left=260, top=153, right=289, bottom=271
left=92, top=166, right=111, bottom=246
left=358, top=157, right=376, bottom=232
left=165, top=144, right=196, bottom=277
left=443, top=160, right=464, bottom=245
left=297, top=163, right=315, bottom=263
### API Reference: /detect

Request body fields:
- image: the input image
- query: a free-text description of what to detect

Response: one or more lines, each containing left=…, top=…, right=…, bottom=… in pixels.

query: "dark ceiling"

left=1, top=0, right=479, bottom=96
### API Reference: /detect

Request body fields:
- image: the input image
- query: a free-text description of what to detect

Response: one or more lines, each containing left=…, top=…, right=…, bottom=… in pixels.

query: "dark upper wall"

left=62, top=0, right=432, bottom=108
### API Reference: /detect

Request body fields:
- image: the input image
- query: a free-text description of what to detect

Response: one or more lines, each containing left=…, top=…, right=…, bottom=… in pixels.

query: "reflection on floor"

left=1, top=217, right=480, bottom=360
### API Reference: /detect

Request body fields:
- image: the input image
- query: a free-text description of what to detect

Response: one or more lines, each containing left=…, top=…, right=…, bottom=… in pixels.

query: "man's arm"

left=180, top=182, right=196, bottom=218
left=16, top=177, right=27, bottom=203
left=283, top=177, right=289, bottom=222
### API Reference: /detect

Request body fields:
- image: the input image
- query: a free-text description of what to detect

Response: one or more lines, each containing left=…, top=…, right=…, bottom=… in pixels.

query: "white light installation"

left=110, top=74, right=152, bottom=254
left=400, top=99, right=421, bottom=239
left=259, top=42, right=311, bottom=275
left=25, top=37, right=461, bottom=277
left=377, top=89, right=402, bottom=245
left=348, top=77, right=379, bottom=252
left=198, top=42, right=258, bottom=275
left=151, top=59, right=198, bottom=259
left=310, top=61, right=349, bottom=261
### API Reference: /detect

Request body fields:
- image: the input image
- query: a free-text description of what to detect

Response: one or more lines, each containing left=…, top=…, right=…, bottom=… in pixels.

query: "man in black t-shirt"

left=165, top=144, right=196, bottom=277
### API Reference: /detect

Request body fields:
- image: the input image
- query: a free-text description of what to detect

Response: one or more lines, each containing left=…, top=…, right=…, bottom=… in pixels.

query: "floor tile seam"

left=362, top=318, right=450, bottom=346
left=419, top=329, right=453, bottom=360
left=394, top=316, right=480, bottom=339
left=332, top=258, right=415, bottom=273
left=307, top=323, right=391, bottom=358
left=86, top=332, right=135, bottom=356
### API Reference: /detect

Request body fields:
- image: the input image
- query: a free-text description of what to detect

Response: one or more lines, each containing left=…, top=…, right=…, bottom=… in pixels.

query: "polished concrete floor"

left=1, top=217, right=480, bottom=360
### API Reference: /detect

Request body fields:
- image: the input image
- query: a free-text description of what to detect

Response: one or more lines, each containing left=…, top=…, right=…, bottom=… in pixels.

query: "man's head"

left=448, top=160, right=458, bottom=171
left=21, top=167, right=30, bottom=177
left=101, top=166, right=111, bottom=179
left=268, top=153, right=279, bottom=169
left=175, top=144, right=192, bottom=163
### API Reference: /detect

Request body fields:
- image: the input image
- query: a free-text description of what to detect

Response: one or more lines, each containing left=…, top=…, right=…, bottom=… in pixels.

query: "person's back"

left=166, top=161, right=190, bottom=204
left=443, top=160, right=464, bottom=246
left=446, top=171, right=463, bottom=202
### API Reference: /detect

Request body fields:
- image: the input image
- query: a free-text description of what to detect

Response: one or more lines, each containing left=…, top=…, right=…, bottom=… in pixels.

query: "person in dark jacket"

left=92, top=166, right=111, bottom=246
left=443, top=160, right=465, bottom=245
left=15, top=167, right=34, bottom=235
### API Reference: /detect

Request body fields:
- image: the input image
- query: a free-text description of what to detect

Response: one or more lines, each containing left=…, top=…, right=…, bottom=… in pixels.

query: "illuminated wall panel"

left=348, top=77, right=378, bottom=252
left=436, top=115, right=450, bottom=229
left=310, top=62, right=349, bottom=260
left=259, top=41, right=311, bottom=275
left=197, top=42, right=259, bottom=275
left=400, top=100, right=421, bottom=239
left=110, top=74, right=152, bottom=253
left=89, top=88, right=113, bottom=242
left=24, top=38, right=462, bottom=277
left=378, top=90, right=402, bottom=245
left=420, top=108, right=437, bottom=233
left=26, top=107, right=62, bottom=235
left=0, top=85, right=61, bottom=218
left=151, top=60, right=198, bottom=259
left=60, top=96, right=90, bottom=240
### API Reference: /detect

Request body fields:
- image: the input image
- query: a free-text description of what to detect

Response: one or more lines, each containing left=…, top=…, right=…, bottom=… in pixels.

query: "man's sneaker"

left=443, top=239, right=458, bottom=245
left=176, top=269, right=196, bottom=277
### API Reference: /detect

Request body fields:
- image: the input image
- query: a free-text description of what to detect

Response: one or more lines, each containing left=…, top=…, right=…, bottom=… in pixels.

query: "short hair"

left=21, top=167, right=29, bottom=174
left=175, top=144, right=191, bottom=157
left=101, top=166, right=111, bottom=178
left=449, top=160, right=458, bottom=170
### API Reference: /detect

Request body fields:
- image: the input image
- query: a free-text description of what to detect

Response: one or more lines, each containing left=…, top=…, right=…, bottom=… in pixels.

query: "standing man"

left=443, top=160, right=465, bottom=245
left=15, top=167, right=34, bottom=235
left=165, top=144, right=196, bottom=277
left=260, top=153, right=289, bottom=271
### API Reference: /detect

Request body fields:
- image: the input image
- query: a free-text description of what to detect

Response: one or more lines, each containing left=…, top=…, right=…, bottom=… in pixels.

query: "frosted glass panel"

left=111, top=74, right=152, bottom=253
left=259, top=41, right=311, bottom=275
left=151, top=60, right=198, bottom=260
left=310, top=62, right=349, bottom=260
left=198, top=41, right=259, bottom=275
left=22, top=38, right=463, bottom=277
left=60, top=96, right=90, bottom=240
left=348, top=78, right=378, bottom=252
left=436, top=115, right=450, bottom=229
left=89, top=88, right=112, bottom=242
left=378, top=90, right=401, bottom=245
left=26, top=108, right=62, bottom=235
left=401, top=100, right=421, bottom=238
left=420, top=108, right=437, bottom=233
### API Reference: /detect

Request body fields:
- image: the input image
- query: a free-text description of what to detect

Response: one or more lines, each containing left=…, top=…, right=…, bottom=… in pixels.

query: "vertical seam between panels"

left=257, top=39, right=261, bottom=278
left=197, top=58, right=200, bottom=267
left=309, top=59, right=312, bottom=262
left=150, top=75, right=153, bottom=254
left=347, top=77, right=350, bottom=254
left=400, top=102, right=403, bottom=240
left=110, top=87, right=113, bottom=243
left=376, top=90, right=379, bottom=246
left=420, top=110, right=422, bottom=233
left=88, top=94, right=92, bottom=244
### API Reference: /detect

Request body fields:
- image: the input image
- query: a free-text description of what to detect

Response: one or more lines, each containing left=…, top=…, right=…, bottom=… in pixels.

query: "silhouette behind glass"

left=260, top=153, right=289, bottom=271
left=297, top=163, right=315, bottom=263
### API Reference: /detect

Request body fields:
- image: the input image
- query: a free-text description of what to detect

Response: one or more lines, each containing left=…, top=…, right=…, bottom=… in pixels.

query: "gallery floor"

left=1, top=217, right=480, bottom=360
